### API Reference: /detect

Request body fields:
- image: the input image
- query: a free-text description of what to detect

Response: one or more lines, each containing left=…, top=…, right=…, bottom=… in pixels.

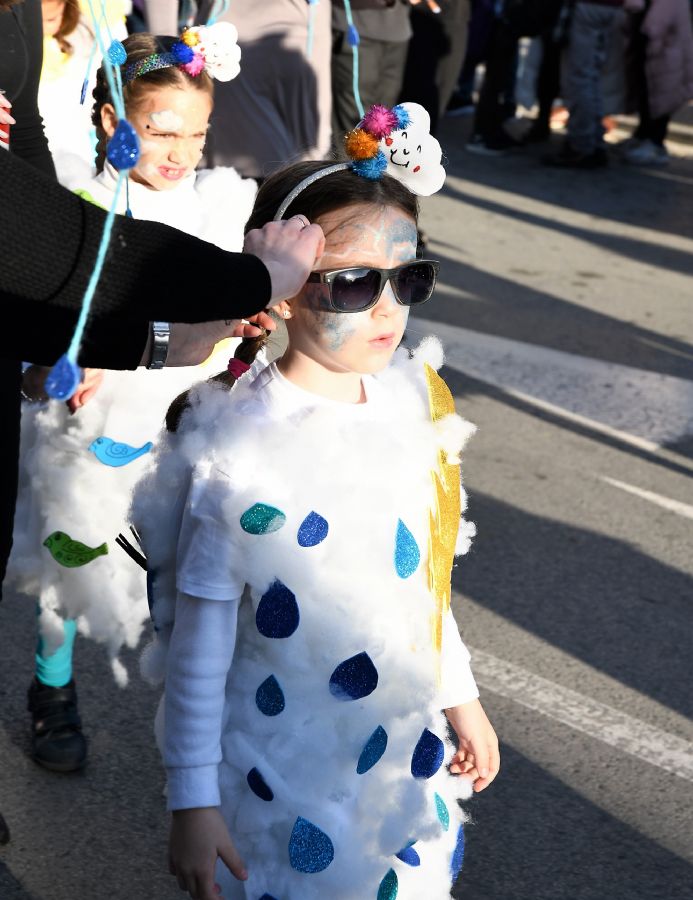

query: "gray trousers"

left=566, top=2, right=620, bottom=154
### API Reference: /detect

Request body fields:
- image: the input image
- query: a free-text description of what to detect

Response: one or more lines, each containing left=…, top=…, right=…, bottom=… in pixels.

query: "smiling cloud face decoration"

left=381, top=103, right=445, bottom=196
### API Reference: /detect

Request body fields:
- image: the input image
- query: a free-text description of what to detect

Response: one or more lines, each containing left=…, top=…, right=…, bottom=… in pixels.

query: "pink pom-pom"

left=361, top=104, right=398, bottom=139
left=182, top=52, right=206, bottom=76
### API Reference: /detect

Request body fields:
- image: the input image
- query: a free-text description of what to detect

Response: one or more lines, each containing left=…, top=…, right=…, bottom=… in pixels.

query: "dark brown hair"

left=92, top=32, right=214, bottom=172
left=165, top=161, right=419, bottom=432
left=52, top=0, right=81, bottom=55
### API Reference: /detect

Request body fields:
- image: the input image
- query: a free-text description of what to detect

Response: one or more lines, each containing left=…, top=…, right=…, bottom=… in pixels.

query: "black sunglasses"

left=306, top=260, right=440, bottom=313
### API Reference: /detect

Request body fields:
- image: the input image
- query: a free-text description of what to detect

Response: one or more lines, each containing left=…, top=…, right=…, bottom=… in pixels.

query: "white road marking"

left=601, top=476, right=693, bottom=520
left=470, top=648, right=693, bottom=782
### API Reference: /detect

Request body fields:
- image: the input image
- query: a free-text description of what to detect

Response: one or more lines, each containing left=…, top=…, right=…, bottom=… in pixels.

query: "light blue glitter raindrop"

left=45, top=355, right=82, bottom=401
left=411, top=728, right=444, bottom=779
left=329, top=651, right=378, bottom=701
left=395, top=843, right=420, bottom=867
left=247, top=767, right=274, bottom=801
left=434, top=792, right=450, bottom=831
left=255, top=675, right=285, bottom=716
left=377, top=868, right=398, bottom=900
left=256, top=581, right=300, bottom=639
left=451, top=824, right=465, bottom=880
left=297, top=511, right=329, bottom=547
left=288, top=817, right=334, bottom=873
left=107, top=39, right=127, bottom=65
left=106, top=119, right=140, bottom=170
left=394, top=519, right=420, bottom=578
left=356, top=725, right=388, bottom=774
left=240, top=503, right=286, bottom=535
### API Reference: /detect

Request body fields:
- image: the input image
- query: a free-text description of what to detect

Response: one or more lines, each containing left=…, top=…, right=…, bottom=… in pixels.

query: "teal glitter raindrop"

left=395, top=842, right=420, bottom=867
left=240, top=503, right=286, bottom=535
left=356, top=725, right=388, bottom=774
left=411, top=728, right=444, bottom=779
left=255, top=675, right=285, bottom=716
left=451, top=824, right=465, bottom=880
left=377, top=868, right=398, bottom=900
left=394, top=519, right=420, bottom=578
left=329, top=651, right=378, bottom=701
left=288, top=817, right=334, bottom=873
left=434, top=792, right=450, bottom=831
left=297, top=511, right=329, bottom=547
left=256, top=580, right=299, bottom=638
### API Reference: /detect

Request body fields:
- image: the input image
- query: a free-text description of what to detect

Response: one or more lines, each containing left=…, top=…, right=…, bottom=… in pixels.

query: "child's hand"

left=445, top=698, right=500, bottom=793
left=169, top=807, right=247, bottom=900
left=67, top=368, right=104, bottom=413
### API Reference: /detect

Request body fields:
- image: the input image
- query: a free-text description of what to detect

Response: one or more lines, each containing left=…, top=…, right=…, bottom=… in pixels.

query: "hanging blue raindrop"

left=106, top=119, right=140, bottom=171
left=107, top=39, right=127, bottom=65
left=394, top=519, right=420, bottom=578
left=288, top=817, right=334, bottom=873
left=45, top=354, right=82, bottom=401
left=356, top=725, right=388, bottom=774
left=255, top=675, right=285, bottom=716
left=255, top=581, right=300, bottom=639
left=410, top=728, right=444, bottom=779
left=329, top=651, right=378, bottom=701
left=297, top=511, right=329, bottom=547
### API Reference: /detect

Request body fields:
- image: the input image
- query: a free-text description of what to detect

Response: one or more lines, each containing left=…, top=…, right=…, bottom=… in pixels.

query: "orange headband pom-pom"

left=344, top=128, right=380, bottom=160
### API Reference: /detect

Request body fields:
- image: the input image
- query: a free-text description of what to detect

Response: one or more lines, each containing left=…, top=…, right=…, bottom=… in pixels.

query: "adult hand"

left=67, top=368, right=104, bottom=413
left=0, top=93, right=15, bottom=127
left=140, top=313, right=276, bottom=368
left=243, top=215, right=325, bottom=304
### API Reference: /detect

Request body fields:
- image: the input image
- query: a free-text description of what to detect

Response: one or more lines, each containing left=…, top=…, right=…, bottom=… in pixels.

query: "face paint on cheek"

left=303, top=283, right=332, bottom=313
left=149, top=110, right=184, bottom=131
left=315, top=310, right=359, bottom=352
left=386, top=217, right=418, bottom=265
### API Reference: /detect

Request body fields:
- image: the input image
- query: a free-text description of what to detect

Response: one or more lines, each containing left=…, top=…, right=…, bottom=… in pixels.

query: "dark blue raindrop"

left=45, top=355, right=82, bottom=401
left=395, top=843, right=420, bottom=867
left=451, top=824, right=465, bottom=880
left=288, top=817, right=334, bottom=873
left=106, top=119, right=140, bottom=171
left=256, top=580, right=299, bottom=639
left=356, top=725, right=388, bottom=774
left=255, top=675, right=285, bottom=716
left=411, top=728, right=444, bottom=779
left=247, top=767, right=273, bottom=802
left=329, top=651, right=378, bottom=701
left=297, top=511, right=329, bottom=547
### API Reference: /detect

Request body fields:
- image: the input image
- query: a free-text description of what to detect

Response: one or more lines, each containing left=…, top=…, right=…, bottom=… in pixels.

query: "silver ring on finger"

left=292, top=214, right=309, bottom=230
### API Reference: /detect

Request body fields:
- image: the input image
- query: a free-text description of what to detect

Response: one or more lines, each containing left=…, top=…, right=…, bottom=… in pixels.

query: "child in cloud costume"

left=9, top=23, right=256, bottom=690
left=133, top=105, right=499, bottom=900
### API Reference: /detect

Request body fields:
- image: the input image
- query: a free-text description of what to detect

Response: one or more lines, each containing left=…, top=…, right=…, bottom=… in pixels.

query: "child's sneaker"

left=623, top=139, right=669, bottom=167
left=27, top=677, right=88, bottom=772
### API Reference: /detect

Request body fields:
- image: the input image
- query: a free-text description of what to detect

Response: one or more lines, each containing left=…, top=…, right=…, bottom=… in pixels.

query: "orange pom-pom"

left=181, top=29, right=200, bottom=47
left=344, top=129, right=379, bottom=160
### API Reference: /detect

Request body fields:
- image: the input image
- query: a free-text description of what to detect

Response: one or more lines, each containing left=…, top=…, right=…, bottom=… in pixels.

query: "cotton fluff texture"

left=133, top=339, right=477, bottom=899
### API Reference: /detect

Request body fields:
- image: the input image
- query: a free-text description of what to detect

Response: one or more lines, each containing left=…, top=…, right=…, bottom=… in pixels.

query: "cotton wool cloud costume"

left=8, top=22, right=255, bottom=684
left=132, top=106, right=483, bottom=899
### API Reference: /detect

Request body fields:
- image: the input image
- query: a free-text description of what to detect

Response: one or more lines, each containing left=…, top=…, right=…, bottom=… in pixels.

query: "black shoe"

left=27, top=678, right=88, bottom=772
left=446, top=92, right=475, bottom=117
left=467, top=131, right=524, bottom=156
left=0, top=811, right=9, bottom=845
left=543, top=145, right=608, bottom=169
left=524, top=120, right=551, bottom=143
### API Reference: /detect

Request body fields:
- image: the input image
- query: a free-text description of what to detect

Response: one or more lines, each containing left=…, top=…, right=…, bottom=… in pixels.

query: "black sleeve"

left=1, top=150, right=272, bottom=368
left=0, top=0, right=56, bottom=178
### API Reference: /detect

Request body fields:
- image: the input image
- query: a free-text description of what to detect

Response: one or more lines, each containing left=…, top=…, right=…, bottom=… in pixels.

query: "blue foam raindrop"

left=45, top=354, right=82, bottom=400
left=106, top=119, right=140, bottom=171
left=329, top=651, right=378, bottom=701
left=255, top=675, right=285, bottom=716
left=288, top=817, right=334, bottom=873
left=395, top=843, right=420, bottom=867
left=411, top=728, right=444, bottom=779
left=377, top=868, right=398, bottom=900
left=356, top=725, right=387, bottom=774
left=256, top=581, right=299, bottom=639
left=347, top=23, right=360, bottom=46
left=80, top=78, right=88, bottom=105
left=451, top=824, right=465, bottom=880
left=247, top=767, right=274, bottom=802
left=107, top=40, right=127, bottom=65
left=394, top=519, right=420, bottom=578
left=297, top=511, right=329, bottom=547
left=434, top=792, right=450, bottom=831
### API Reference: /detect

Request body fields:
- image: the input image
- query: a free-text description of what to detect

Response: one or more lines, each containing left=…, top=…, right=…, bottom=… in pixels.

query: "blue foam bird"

left=88, top=436, right=153, bottom=467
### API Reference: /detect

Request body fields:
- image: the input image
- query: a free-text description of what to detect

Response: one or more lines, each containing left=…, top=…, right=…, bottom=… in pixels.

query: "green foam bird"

left=43, top=531, right=108, bottom=568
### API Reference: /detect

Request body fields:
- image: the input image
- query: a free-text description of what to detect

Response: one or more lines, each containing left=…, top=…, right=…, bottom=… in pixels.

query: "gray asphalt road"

left=2, top=116, right=692, bottom=900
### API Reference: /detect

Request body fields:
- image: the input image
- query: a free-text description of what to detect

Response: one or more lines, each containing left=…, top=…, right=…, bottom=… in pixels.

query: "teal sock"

left=35, top=613, right=77, bottom=688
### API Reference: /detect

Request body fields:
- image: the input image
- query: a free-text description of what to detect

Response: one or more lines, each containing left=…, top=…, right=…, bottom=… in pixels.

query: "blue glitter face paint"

left=411, top=728, right=445, bottom=779
left=288, top=817, right=335, bottom=873
left=329, top=651, right=379, bottom=700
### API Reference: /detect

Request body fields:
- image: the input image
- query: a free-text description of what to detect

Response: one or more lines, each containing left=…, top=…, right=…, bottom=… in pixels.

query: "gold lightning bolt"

left=424, top=364, right=461, bottom=674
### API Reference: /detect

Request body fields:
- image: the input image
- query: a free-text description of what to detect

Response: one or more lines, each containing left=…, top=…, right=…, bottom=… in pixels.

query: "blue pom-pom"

left=80, top=79, right=88, bottom=105
left=392, top=104, right=411, bottom=130
left=171, top=40, right=194, bottom=64
left=107, top=40, right=127, bottom=66
left=351, top=151, right=387, bottom=180
left=107, top=119, right=140, bottom=171
left=347, top=24, right=360, bottom=46
left=45, top=355, right=82, bottom=401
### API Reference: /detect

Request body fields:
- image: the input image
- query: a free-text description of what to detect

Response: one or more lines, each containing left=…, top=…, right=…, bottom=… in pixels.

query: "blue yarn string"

left=84, top=0, right=125, bottom=120
left=207, top=0, right=229, bottom=26
left=342, top=0, right=364, bottom=119
left=80, top=36, right=98, bottom=104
